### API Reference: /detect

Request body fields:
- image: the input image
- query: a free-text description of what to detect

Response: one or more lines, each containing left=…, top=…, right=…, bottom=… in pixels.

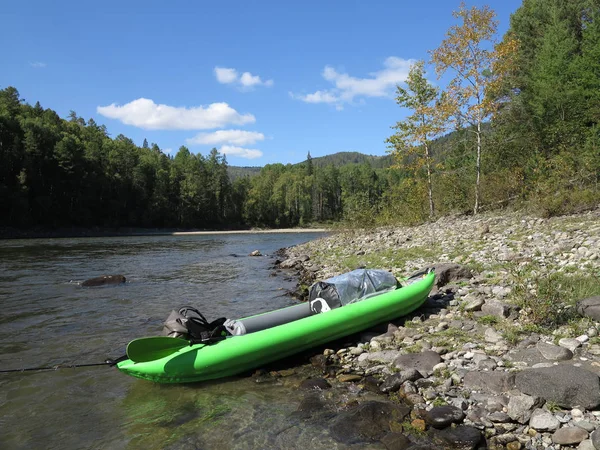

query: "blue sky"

left=2, top=0, right=523, bottom=166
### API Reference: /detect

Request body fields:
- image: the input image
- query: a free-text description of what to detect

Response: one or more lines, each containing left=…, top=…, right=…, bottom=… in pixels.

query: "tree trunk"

left=474, top=122, right=482, bottom=215
left=425, top=143, right=435, bottom=219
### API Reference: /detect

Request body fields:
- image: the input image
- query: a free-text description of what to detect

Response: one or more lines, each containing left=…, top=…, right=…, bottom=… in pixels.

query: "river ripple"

left=0, top=232, right=364, bottom=450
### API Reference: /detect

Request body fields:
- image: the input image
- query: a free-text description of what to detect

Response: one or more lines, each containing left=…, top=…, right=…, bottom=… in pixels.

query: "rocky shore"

left=273, top=209, right=600, bottom=449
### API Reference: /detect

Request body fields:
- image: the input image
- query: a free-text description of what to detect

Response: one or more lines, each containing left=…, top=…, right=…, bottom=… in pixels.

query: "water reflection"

left=0, top=232, right=327, bottom=449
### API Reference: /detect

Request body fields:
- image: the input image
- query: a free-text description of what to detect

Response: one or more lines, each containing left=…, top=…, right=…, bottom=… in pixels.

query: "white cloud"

left=290, top=90, right=339, bottom=104
left=214, top=67, right=238, bottom=84
left=186, top=129, right=265, bottom=146
left=220, top=145, right=263, bottom=159
left=291, top=56, right=415, bottom=108
left=163, top=148, right=174, bottom=155
left=96, top=98, right=255, bottom=130
left=214, top=66, right=273, bottom=89
left=30, top=62, right=46, bottom=69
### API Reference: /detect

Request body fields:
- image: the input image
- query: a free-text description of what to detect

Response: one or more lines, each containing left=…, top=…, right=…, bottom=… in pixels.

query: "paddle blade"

left=126, top=336, right=191, bottom=363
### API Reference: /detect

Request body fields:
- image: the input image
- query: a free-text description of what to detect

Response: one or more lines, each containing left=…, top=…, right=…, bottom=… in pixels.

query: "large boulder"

left=427, top=263, right=473, bottom=290
left=81, top=274, right=126, bottom=287
left=577, top=296, right=600, bottom=321
left=514, top=365, right=600, bottom=409
left=463, top=371, right=515, bottom=394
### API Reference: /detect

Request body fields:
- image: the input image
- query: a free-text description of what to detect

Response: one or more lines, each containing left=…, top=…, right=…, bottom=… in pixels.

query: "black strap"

left=178, top=306, right=228, bottom=344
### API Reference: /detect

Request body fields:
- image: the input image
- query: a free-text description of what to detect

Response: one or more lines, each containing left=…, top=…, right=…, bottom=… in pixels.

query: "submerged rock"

left=329, top=401, right=410, bottom=444
left=81, top=274, right=126, bottom=287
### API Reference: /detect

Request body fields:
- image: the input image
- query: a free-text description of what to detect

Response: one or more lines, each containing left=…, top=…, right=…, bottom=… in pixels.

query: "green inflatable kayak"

left=117, top=270, right=435, bottom=383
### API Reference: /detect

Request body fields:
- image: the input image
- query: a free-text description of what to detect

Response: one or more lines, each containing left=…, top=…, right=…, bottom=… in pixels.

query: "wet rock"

left=529, top=408, right=560, bottom=431
left=577, top=296, right=600, bottom=321
left=394, top=351, right=442, bottom=374
left=463, top=371, right=515, bottom=394
left=309, top=354, right=329, bottom=370
left=536, top=341, right=573, bottom=361
left=380, top=432, right=411, bottom=450
left=507, top=393, right=544, bottom=424
left=296, top=393, right=327, bottom=414
left=424, top=405, right=465, bottom=429
left=338, top=374, right=362, bottom=383
left=249, top=250, right=262, bottom=256
left=329, top=401, right=410, bottom=444
left=361, top=376, right=382, bottom=393
left=431, top=425, right=482, bottom=450
left=514, top=365, right=600, bottom=409
left=380, top=369, right=423, bottom=393
left=552, top=426, right=589, bottom=445
left=81, top=274, right=126, bottom=287
left=299, top=378, right=331, bottom=390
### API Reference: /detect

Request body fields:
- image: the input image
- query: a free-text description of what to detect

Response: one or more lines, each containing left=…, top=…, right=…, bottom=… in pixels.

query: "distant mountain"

left=227, top=165, right=262, bottom=181
left=227, top=151, right=395, bottom=180
left=305, top=151, right=394, bottom=169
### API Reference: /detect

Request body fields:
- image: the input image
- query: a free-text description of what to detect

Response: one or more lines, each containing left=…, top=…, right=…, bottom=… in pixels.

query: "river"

left=0, top=232, right=382, bottom=450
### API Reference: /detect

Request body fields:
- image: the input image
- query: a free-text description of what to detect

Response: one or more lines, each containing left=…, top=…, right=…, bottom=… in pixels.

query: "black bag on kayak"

left=162, top=307, right=228, bottom=344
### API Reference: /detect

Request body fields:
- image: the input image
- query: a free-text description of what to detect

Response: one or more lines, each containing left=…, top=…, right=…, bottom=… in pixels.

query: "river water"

left=0, top=232, right=384, bottom=450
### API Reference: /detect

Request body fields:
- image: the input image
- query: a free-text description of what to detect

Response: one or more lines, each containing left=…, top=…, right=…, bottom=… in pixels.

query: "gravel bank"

left=274, top=208, right=600, bottom=449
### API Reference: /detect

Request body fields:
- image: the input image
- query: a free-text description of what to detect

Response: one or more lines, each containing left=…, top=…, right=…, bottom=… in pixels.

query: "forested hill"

left=228, top=151, right=394, bottom=180
left=306, top=152, right=394, bottom=169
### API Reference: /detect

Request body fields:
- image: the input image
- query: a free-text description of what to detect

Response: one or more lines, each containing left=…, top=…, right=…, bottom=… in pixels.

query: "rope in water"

left=0, top=356, right=127, bottom=373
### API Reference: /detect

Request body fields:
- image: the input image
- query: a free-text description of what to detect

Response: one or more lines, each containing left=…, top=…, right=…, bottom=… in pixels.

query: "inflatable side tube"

left=227, top=303, right=312, bottom=335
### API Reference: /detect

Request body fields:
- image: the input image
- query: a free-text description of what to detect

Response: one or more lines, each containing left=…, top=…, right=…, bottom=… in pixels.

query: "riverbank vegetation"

left=1, top=0, right=598, bottom=232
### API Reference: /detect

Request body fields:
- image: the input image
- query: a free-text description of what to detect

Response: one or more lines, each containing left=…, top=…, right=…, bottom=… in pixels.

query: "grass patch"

left=477, top=315, right=499, bottom=325
left=512, top=270, right=600, bottom=328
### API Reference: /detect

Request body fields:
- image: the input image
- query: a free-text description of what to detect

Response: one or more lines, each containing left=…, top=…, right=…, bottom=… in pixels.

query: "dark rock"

left=394, top=351, right=442, bottom=374
left=297, top=393, right=326, bottom=413
left=380, top=369, right=423, bottom=393
left=299, top=378, right=331, bottom=390
left=362, top=376, right=382, bottom=393
left=577, top=296, right=600, bottom=321
left=552, top=426, right=589, bottom=445
left=424, top=405, right=465, bottom=429
left=329, top=401, right=410, bottom=444
left=310, top=354, right=329, bottom=370
left=380, top=432, right=412, bottom=450
left=514, top=365, right=600, bottom=409
left=426, top=263, right=473, bottom=289
left=431, top=425, right=482, bottom=450
left=81, top=274, right=126, bottom=287
left=463, top=371, right=515, bottom=394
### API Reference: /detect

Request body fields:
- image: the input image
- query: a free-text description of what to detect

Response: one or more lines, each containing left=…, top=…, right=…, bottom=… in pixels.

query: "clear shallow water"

left=0, top=232, right=365, bottom=450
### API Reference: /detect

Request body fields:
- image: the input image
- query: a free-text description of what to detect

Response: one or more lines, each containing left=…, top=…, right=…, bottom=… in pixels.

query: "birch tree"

left=430, top=2, right=518, bottom=214
left=386, top=60, right=448, bottom=219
